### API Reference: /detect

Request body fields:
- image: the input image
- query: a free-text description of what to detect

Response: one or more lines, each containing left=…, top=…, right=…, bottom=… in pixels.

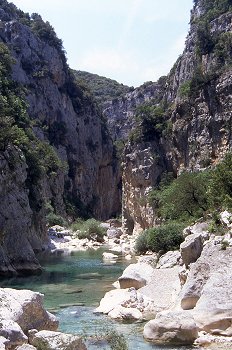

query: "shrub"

left=135, top=230, right=149, bottom=254
left=208, top=152, right=232, bottom=210
left=71, top=219, right=106, bottom=242
left=159, top=171, right=210, bottom=220
left=46, top=212, right=67, bottom=227
left=135, top=222, right=184, bottom=254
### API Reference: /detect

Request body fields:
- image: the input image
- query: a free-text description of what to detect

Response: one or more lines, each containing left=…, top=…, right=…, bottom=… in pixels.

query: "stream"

left=0, top=248, right=194, bottom=350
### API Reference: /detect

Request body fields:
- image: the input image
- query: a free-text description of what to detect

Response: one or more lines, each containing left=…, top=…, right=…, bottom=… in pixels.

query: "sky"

left=12, top=0, right=193, bottom=87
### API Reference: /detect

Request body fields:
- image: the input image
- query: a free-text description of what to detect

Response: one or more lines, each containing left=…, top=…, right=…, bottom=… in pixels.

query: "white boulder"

left=0, top=288, right=58, bottom=332
left=144, top=310, right=198, bottom=345
left=29, top=330, right=86, bottom=350
left=118, top=262, right=154, bottom=289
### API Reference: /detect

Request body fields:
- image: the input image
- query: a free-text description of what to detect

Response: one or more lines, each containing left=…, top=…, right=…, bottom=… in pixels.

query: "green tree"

left=159, top=171, right=210, bottom=220
left=209, top=152, right=232, bottom=210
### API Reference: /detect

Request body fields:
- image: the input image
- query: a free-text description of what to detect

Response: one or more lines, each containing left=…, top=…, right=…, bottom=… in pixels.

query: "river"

left=0, top=248, right=194, bottom=350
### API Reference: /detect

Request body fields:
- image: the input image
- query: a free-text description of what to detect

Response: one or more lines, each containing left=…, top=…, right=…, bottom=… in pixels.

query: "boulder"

left=94, top=289, right=133, bottom=314
left=180, top=233, right=204, bottom=267
left=95, top=287, right=155, bottom=318
left=106, top=228, right=123, bottom=239
left=108, top=306, right=142, bottom=321
left=143, top=311, right=198, bottom=345
left=156, top=251, right=181, bottom=269
left=139, top=267, right=181, bottom=314
left=0, top=320, right=27, bottom=349
left=137, top=254, right=158, bottom=267
left=180, top=240, right=232, bottom=336
left=180, top=261, right=210, bottom=309
left=29, top=330, right=86, bottom=350
left=118, top=262, right=154, bottom=289
left=183, top=222, right=209, bottom=238
left=102, top=252, right=118, bottom=260
left=0, top=336, right=10, bottom=350
left=0, top=288, right=58, bottom=332
left=16, top=345, right=37, bottom=350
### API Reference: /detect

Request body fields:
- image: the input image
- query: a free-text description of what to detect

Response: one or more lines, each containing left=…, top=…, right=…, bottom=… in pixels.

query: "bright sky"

left=12, top=0, right=193, bottom=87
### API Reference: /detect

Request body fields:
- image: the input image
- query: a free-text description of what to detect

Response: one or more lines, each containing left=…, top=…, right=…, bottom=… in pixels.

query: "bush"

left=135, top=222, right=184, bottom=254
left=71, top=218, right=106, bottom=242
left=208, top=152, right=232, bottom=210
left=135, top=230, right=149, bottom=254
left=159, top=171, right=210, bottom=220
left=46, top=212, right=67, bottom=227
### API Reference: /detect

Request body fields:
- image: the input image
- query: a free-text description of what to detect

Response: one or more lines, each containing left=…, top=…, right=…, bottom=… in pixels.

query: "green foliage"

left=208, top=152, right=232, bottom=210
left=113, top=139, right=126, bottom=160
left=160, top=171, right=210, bottom=220
left=214, top=32, right=232, bottom=64
left=129, top=102, right=167, bottom=143
left=178, top=81, right=191, bottom=98
left=135, top=230, right=149, bottom=254
left=0, top=42, right=63, bottom=185
left=73, top=70, right=130, bottom=106
left=30, top=13, right=65, bottom=56
left=45, top=202, right=67, bottom=227
left=71, top=219, right=106, bottom=242
left=135, top=222, right=184, bottom=254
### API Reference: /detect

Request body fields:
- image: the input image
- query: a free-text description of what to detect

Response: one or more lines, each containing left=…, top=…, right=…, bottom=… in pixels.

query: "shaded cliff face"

left=105, top=0, right=232, bottom=233
left=0, top=1, right=120, bottom=275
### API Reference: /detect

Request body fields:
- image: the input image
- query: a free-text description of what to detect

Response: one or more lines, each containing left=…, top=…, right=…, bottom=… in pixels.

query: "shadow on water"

left=0, top=248, right=195, bottom=350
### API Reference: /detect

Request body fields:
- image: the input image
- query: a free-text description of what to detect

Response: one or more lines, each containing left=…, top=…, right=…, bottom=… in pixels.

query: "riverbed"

left=0, top=248, right=194, bottom=350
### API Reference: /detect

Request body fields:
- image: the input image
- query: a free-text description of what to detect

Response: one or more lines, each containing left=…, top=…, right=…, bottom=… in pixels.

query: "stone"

left=143, top=311, right=198, bottom=345
left=0, top=288, right=58, bottom=332
left=102, top=252, right=118, bottom=260
left=180, top=233, right=204, bottom=267
left=106, top=228, right=123, bottom=239
left=118, top=262, right=154, bottom=289
left=139, top=267, right=181, bottom=314
left=95, top=287, right=155, bottom=318
left=183, top=222, right=210, bottom=238
left=108, top=306, right=142, bottom=321
left=180, top=261, right=210, bottom=309
left=94, top=289, right=132, bottom=314
left=137, top=254, right=158, bottom=267
left=180, top=240, right=232, bottom=335
left=15, top=345, right=37, bottom=350
left=0, top=320, right=27, bottom=349
left=0, top=336, right=10, bottom=350
left=156, top=251, right=181, bottom=269
left=220, top=211, right=232, bottom=227
left=29, top=330, right=86, bottom=350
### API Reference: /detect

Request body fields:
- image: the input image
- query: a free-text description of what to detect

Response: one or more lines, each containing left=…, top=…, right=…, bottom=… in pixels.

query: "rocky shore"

left=95, top=212, right=232, bottom=348
left=0, top=288, right=86, bottom=350
left=1, top=214, right=232, bottom=349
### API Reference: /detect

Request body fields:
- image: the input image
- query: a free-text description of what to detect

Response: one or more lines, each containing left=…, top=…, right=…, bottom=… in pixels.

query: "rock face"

left=104, top=0, right=232, bottom=233
left=0, top=2, right=121, bottom=275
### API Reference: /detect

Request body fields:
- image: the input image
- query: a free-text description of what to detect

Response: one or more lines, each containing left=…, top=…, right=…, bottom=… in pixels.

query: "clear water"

left=0, top=249, right=194, bottom=350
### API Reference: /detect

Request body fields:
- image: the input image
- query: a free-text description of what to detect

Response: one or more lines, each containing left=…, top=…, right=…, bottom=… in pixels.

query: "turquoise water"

left=0, top=249, right=194, bottom=350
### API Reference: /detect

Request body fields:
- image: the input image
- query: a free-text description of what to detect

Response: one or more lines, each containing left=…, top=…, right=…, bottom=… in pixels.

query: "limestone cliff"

left=104, top=0, right=232, bottom=233
left=0, top=0, right=120, bottom=275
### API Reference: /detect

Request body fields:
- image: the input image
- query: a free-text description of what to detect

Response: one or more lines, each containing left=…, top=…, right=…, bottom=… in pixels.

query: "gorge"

left=0, top=0, right=232, bottom=349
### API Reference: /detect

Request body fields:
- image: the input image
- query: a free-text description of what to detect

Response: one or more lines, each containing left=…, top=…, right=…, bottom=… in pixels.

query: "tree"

left=159, top=171, right=210, bottom=220
left=209, top=153, right=232, bottom=210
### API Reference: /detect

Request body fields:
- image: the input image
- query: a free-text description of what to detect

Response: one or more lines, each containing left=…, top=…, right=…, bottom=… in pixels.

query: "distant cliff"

left=103, top=0, right=232, bottom=233
left=0, top=0, right=121, bottom=275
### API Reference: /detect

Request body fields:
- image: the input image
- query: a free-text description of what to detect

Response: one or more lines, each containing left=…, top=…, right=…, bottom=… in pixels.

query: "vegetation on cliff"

left=73, top=70, right=131, bottom=107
